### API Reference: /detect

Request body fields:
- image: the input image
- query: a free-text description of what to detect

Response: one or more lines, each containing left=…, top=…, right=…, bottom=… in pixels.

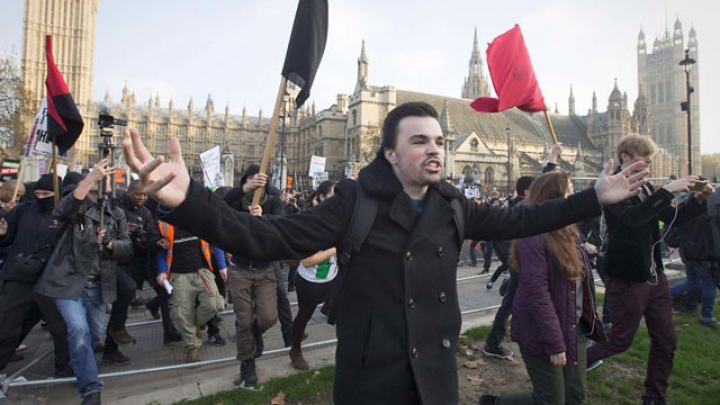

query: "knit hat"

left=240, top=164, right=261, bottom=186
left=35, top=174, right=62, bottom=194
left=62, top=171, right=85, bottom=189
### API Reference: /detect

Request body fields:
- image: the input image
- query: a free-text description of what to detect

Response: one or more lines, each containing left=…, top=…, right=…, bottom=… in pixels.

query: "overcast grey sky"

left=2, top=0, right=719, bottom=151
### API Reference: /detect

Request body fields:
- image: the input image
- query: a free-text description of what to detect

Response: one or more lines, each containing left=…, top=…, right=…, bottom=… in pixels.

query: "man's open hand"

left=594, top=159, right=649, bottom=205
left=123, top=129, right=190, bottom=208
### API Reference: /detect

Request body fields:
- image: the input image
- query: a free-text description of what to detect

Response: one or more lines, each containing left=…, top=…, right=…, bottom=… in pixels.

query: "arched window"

left=470, top=139, right=479, bottom=152
left=462, top=165, right=472, bottom=183
left=352, top=110, right=357, bottom=126
left=484, top=167, right=495, bottom=185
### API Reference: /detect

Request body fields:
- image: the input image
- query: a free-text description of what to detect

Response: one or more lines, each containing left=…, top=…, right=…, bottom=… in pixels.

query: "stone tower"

left=637, top=17, right=700, bottom=174
left=461, top=28, right=490, bottom=100
left=21, top=0, right=99, bottom=163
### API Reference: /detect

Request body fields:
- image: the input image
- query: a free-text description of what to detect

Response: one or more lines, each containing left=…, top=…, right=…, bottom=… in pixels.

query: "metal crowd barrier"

left=0, top=257, right=683, bottom=396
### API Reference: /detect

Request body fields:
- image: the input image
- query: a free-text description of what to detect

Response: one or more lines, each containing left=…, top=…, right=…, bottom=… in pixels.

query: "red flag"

left=471, top=25, right=547, bottom=113
left=45, top=35, right=84, bottom=155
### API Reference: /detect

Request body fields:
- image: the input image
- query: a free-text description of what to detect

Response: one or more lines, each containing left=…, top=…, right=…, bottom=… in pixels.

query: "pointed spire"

left=188, top=97, right=194, bottom=115
left=440, top=100, right=454, bottom=135
left=568, top=85, right=576, bottom=116
left=241, top=104, right=247, bottom=125
left=592, top=91, right=597, bottom=112
left=473, top=26, right=479, bottom=53
left=104, top=89, right=111, bottom=103
left=360, top=39, right=368, bottom=63
left=168, top=96, right=174, bottom=111
left=154, top=93, right=160, bottom=108
left=554, top=102, right=559, bottom=114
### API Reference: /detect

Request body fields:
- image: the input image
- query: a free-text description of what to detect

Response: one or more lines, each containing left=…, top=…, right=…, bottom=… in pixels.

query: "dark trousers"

left=498, top=335, right=587, bottom=405
left=0, top=281, right=69, bottom=372
left=287, top=265, right=298, bottom=290
left=275, top=264, right=293, bottom=345
left=104, top=268, right=136, bottom=354
left=595, top=255, right=612, bottom=325
left=490, top=261, right=509, bottom=283
left=469, top=240, right=482, bottom=266
left=485, top=269, right=518, bottom=349
left=587, top=272, right=676, bottom=402
left=483, top=242, right=495, bottom=271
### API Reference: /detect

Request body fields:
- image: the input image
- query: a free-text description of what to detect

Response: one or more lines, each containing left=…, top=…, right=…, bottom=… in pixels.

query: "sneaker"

left=185, top=347, right=200, bottom=363
left=16, top=344, right=27, bottom=352
left=478, top=394, right=498, bottom=405
left=130, top=296, right=149, bottom=308
left=107, top=327, right=136, bottom=345
left=486, top=280, right=494, bottom=290
left=53, top=366, right=74, bottom=378
left=481, top=268, right=490, bottom=274
left=289, top=347, right=309, bottom=370
left=80, top=392, right=101, bottom=405
left=700, top=319, right=720, bottom=329
left=586, top=359, right=603, bottom=371
left=208, top=333, right=226, bottom=346
left=102, top=350, right=130, bottom=365
left=240, top=359, right=258, bottom=384
left=482, top=345, right=513, bottom=359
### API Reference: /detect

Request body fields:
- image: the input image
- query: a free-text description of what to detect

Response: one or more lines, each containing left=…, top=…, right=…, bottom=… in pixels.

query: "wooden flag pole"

left=51, top=137, right=60, bottom=205
left=252, top=76, right=289, bottom=206
left=543, top=110, right=558, bottom=145
left=11, top=159, right=26, bottom=203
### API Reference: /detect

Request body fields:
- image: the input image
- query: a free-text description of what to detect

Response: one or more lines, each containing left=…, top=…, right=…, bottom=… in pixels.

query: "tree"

left=0, top=53, right=33, bottom=159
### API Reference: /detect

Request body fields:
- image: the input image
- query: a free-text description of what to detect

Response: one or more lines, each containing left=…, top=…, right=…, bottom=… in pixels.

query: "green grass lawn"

left=171, top=301, right=719, bottom=405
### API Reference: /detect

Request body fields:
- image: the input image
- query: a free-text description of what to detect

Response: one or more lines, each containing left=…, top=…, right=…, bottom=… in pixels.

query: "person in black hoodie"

left=0, top=174, right=71, bottom=376
left=222, top=164, right=286, bottom=386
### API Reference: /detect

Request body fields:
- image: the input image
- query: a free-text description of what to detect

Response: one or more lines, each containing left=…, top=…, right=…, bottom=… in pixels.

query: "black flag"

left=281, top=0, right=328, bottom=108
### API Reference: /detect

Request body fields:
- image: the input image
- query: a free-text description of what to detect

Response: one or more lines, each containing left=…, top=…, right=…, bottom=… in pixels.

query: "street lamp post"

left=280, top=93, right=289, bottom=190
left=506, top=124, right=513, bottom=194
left=679, top=48, right=696, bottom=175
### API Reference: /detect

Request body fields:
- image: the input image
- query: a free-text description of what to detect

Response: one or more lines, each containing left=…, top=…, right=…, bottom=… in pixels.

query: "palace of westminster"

left=17, top=0, right=700, bottom=190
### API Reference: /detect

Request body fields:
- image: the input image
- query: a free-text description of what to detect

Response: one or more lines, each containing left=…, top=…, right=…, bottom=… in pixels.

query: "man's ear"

left=384, top=148, right=397, bottom=165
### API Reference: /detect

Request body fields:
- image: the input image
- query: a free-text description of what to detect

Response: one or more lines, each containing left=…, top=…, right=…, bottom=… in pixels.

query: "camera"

left=692, top=179, right=709, bottom=192
left=98, top=114, right=128, bottom=136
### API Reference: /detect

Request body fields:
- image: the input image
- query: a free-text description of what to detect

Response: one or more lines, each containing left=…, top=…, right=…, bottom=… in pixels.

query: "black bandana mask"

left=36, top=196, right=56, bottom=211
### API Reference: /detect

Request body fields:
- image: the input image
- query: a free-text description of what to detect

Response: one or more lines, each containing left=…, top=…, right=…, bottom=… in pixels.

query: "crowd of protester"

left=0, top=102, right=716, bottom=405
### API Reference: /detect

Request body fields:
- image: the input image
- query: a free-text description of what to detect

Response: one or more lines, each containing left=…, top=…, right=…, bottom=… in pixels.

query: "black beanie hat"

left=62, top=171, right=85, bottom=189
left=36, top=174, right=62, bottom=194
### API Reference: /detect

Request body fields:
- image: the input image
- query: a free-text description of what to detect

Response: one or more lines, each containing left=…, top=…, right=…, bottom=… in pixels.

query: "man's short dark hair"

left=376, top=102, right=439, bottom=160
left=516, top=176, right=535, bottom=197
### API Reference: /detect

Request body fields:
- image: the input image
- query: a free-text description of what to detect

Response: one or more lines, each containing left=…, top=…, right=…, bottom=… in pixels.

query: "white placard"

left=199, top=145, right=224, bottom=188
left=30, top=98, right=69, bottom=159
left=57, top=164, right=68, bottom=179
left=312, top=171, right=329, bottom=188
left=309, top=155, right=326, bottom=176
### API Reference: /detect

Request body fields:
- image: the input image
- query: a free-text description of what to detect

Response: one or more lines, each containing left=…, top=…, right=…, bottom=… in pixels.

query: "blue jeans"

left=55, top=282, right=106, bottom=397
left=670, top=260, right=717, bottom=321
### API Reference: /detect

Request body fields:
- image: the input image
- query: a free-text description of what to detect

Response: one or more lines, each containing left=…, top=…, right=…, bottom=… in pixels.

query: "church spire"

left=356, top=39, right=369, bottom=92
left=462, top=27, right=489, bottom=99
left=440, top=100, right=454, bottom=135
left=568, top=85, right=576, bottom=116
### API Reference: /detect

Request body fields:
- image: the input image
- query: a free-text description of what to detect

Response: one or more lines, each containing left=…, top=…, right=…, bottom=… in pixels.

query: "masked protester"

left=0, top=174, right=72, bottom=377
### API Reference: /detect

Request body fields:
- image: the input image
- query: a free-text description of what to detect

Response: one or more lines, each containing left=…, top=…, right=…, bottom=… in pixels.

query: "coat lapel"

left=388, top=192, right=418, bottom=233
left=408, top=189, right=455, bottom=247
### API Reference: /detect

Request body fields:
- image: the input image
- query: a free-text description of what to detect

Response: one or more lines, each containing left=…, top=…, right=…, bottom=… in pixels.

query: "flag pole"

left=542, top=110, right=558, bottom=145
left=51, top=137, right=59, bottom=205
left=252, top=76, right=288, bottom=206
left=11, top=159, right=26, bottom=202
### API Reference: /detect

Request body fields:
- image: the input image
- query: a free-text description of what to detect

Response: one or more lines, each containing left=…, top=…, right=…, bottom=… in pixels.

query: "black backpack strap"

left=328, top=181, right=377, bottom=325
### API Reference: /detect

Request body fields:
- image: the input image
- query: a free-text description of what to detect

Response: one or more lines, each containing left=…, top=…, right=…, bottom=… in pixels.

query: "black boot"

left=81, top=392, right=101, bottom=405
left=163, top=324, right=182, bottom=345
left=240, top=359, right=258, bottom=384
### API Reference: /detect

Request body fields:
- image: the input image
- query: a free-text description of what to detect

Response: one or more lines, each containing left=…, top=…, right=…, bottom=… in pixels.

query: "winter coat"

left=161, top=157, right=602, bottom=405
left=604, top=175, right=705, bottom=282
left=35, top=193, right=132, bottom=304
left=511, top=235, right=605, bottom=366
left=0, top=202, right=64, bottom=282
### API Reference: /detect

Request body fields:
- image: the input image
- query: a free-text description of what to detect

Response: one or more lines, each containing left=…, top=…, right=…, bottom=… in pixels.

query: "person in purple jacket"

left=479, top=171, right=606, bottom=405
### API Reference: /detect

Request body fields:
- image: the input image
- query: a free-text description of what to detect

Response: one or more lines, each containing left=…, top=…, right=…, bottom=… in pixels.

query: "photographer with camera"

left=117, top=180, right=182, bottom=345
left=35, top=158, right=132, bottom=405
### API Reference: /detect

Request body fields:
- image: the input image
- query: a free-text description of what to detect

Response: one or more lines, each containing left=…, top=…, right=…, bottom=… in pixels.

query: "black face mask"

left=37, top=196, right=55, bottom=211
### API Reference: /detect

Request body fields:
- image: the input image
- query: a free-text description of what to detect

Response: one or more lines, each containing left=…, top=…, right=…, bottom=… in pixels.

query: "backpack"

left=327, top=181, right=465, bottom=324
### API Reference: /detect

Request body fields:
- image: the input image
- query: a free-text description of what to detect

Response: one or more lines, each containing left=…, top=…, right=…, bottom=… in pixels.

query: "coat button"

left=442, top=338, right=451, bottom=349
left=437, top=246, right=444, bottom=257
left=439, top=292, right=447, bottom=303
left=406, top=251, right=413, bottom=261
left=408, top=298, right=415, bottom=309
left=412, top=347, right=419, bottom=358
